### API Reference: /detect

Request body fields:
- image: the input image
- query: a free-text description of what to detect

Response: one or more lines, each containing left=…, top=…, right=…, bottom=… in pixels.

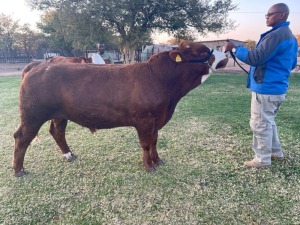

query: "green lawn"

left=0, top=74, right=299, bottom=224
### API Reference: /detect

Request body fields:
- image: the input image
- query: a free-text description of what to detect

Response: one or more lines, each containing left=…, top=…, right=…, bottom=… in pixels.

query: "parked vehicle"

left=44, top=52, right=60, bottom=60
left=141, top=44, right=178, bottom=61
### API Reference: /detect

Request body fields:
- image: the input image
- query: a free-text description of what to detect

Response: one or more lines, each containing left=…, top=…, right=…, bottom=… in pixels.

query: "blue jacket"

left=235, top=21, right=298, bottom=95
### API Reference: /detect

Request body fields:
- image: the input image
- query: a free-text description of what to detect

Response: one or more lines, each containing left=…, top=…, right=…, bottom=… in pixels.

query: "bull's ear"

left=169, top=51, right=182, bottom=62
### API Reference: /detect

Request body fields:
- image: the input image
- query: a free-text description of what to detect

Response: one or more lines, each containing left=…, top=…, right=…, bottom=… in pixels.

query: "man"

left=98, top=43, right=114, bottom=64
left=225, top=3, right=298, bottom=168
left=91, top=44, right=105, bottom=64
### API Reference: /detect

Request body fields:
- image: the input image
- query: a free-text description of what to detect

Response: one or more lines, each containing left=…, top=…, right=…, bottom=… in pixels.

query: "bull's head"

left=169, top=41, right=228, bottom=82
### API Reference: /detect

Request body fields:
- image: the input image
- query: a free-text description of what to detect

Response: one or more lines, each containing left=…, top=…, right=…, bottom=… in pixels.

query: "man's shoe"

left=271, top=154, right=284, bottom=161
left=244, top=160, right=271, bottom=168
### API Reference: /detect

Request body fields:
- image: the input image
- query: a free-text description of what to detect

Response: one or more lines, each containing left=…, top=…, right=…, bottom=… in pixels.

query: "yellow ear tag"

left=175, top=54, right=182, bottom=62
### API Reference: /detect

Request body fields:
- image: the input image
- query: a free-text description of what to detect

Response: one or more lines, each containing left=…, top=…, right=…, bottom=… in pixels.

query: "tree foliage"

left=0, top=13, right=20, bottom=54
left=90, top=0, right=237, bottom=62
left=0, top=13, right=46, bottom=58
left=295, top=34, right=300, bottom=47
left=27, top=0, right=237, bottom=63
left=245, top=39, right=256, bottom=50
left=37, top=8, right=119, bottom=55
left=15, top=24, right=38, bottom=58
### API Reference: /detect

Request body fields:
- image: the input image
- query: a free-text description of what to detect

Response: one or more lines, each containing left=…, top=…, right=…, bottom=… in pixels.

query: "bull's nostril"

left=215, top=58, right=228, bottom=70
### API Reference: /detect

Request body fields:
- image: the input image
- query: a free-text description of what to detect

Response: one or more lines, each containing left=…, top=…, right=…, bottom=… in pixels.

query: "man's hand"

left=224, top=42, right=236, bottom=52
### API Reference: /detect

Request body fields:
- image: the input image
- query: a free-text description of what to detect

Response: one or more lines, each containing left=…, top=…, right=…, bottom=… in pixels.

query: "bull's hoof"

left=147, top=167, right=156, bottom=173
left=63, top=152, right=77, bottom=162
left=154, top=159, right=164, bottom=167
left=14, top=168, right=27, bottom=177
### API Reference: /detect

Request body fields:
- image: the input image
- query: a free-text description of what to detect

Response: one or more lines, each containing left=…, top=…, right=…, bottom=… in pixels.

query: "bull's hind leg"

left=49, top=118, right=77, bottom=161
left=136, top=126, right=163, bottom=173
left=13, top=122, right=43, bottom=177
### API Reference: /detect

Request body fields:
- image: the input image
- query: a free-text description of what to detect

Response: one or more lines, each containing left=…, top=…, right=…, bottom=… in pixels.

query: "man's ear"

left=169, top=51, right=182, bottom=62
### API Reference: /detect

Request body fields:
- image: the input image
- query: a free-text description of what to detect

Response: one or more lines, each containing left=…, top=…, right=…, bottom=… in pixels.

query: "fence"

left=0, top=56, right=33, bottom=63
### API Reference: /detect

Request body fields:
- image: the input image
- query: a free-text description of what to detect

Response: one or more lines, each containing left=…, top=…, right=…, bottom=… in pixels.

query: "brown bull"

left=48, top=56, right=92, bottom=63
left=13, top=41, right=228, bottom=176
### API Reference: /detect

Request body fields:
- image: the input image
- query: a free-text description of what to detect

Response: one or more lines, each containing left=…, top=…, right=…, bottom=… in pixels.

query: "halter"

left=188, top=49, right=214, bottom=63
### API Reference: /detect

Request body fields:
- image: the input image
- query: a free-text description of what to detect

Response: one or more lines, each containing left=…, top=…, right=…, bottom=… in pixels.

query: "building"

left=141, top=44, right=178, bottom=61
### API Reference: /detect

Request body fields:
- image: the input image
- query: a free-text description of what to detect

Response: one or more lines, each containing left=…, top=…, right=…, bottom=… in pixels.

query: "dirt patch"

left=0, top=63, right=28, bottom=76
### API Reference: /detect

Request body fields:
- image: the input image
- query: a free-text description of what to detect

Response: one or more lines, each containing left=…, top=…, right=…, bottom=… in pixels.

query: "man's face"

left=99, top=45, right=105, bottom=54
left=265, top=6, right=284, bottom=27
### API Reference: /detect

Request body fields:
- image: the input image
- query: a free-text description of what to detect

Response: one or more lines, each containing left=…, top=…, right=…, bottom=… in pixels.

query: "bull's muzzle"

left=210, top=50, right=229, bottom=71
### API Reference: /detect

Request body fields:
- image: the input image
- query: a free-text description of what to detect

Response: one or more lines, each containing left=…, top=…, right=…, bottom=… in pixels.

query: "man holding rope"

left=225, top=3, right=298, bottom=168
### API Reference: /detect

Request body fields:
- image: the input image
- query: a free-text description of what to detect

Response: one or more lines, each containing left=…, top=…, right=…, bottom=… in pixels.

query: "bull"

left=48, top=56, right=92, bottom=63
left=13, top=41, right=228, bottom=176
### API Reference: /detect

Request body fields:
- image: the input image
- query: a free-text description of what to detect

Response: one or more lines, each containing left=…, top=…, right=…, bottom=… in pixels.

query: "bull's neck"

left=149, top=59, right=208, bottom=101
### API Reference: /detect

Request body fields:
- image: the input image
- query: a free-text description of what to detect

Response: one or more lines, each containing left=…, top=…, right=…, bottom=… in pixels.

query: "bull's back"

left=38, top=63, right=164, bottom=102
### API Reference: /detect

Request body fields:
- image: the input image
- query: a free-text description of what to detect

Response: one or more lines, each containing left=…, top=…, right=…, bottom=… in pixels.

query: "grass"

left=0, top=73, right=300, bottom=224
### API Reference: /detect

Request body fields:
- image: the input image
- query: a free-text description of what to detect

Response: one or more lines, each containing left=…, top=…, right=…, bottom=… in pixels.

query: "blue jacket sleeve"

left=235, top=46, right=249, bottom=62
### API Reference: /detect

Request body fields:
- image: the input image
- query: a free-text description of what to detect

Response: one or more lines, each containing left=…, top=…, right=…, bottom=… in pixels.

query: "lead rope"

left=228, top=50, right=249, bottom=75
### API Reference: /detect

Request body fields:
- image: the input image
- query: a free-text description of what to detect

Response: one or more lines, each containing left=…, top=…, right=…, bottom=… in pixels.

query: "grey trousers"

left=249, top=92, right=285, bottom=165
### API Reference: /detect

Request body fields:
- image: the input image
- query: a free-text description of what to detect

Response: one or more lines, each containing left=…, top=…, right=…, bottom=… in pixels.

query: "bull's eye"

left=199, top=52, right=208, bottom=59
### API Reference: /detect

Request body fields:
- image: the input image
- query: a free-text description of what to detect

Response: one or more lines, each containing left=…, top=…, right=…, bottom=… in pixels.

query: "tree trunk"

left=121, top=46, right=136, bottom=64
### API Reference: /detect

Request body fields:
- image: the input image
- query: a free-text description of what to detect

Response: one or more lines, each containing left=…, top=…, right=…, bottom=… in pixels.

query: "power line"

left=232, top=11, right=300, bottom=14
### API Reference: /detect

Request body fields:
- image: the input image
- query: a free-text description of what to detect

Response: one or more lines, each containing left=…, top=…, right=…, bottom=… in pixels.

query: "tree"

left=15, top=24, right=38, bottom=59
left=0, top=13, right=49, bottom=60
left=28, top=0, right=237, bottom=63
left=165, top=28, right=196, bottom=45
left=0, top=13, right=20, bottom=56
left=36, top=5, right=120, bottom=56
left=295, top=34, right=300, bottom=47
left=245, top=39, right=256, bottom=50
left=90, top=0, right=237, bottom=63
left=37, top=10, right=76, bottom=54
left=164, top=31, right=196, bottom=45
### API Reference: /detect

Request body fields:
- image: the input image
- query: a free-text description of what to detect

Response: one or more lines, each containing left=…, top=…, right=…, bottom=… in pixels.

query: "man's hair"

left=273, top=3, right=290, bottom=19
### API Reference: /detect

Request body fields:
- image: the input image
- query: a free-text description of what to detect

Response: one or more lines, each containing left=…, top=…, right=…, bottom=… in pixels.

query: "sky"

left=0, top=0, right=41, bottom=27
left=1, top=0, right=299, bottom=43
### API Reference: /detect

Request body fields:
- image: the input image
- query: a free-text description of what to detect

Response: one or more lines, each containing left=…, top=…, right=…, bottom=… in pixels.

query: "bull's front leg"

left=136, top=127, right=163, bottom=173
left=149, top=130, right=164, bottom=167
left=49, top=118, right=77, bottom=161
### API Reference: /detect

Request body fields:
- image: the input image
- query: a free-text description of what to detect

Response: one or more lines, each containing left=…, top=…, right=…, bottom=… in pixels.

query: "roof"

left=198, top=39, right=247, bottom=44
